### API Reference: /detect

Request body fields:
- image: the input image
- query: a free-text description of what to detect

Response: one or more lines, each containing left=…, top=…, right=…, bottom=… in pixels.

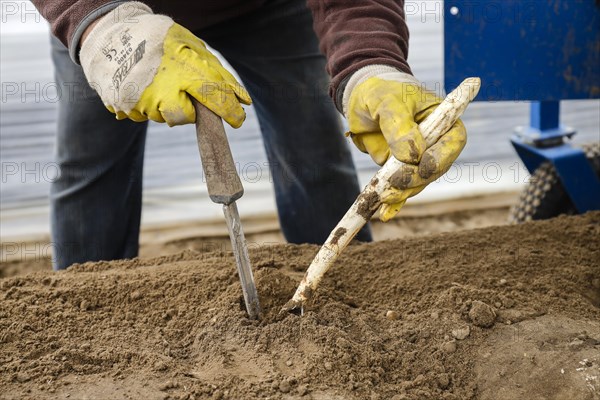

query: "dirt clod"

left=278, top=380, right=291, bottom=393
left=442, top=340, right=458, bottom=354
left=15, top=373, right=30, bottom=383
left=469, top=300, right=497, bottom=328
left=452, top=325, right=471, bottom=340
left=385, top=310, right=400, bottom=320
left=297, top=384, right=309, bottom=396
left=130, top=290, right=142, bottom=300
left=159, top=380, right=178, bottom=391
left=568, top=338, right=585, bottom=350
left=437, top=373, right=451, bottom=389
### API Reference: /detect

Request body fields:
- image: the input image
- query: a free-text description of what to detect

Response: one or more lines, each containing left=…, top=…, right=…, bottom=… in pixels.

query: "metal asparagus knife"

left=193, top=100, right=261, bottom=320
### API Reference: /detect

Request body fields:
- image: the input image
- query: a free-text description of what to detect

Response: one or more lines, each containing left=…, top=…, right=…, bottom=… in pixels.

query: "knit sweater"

left=31, top=0, right=411, bottom=111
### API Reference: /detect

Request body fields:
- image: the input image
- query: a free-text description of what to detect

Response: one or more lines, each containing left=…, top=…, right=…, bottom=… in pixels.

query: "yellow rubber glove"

left=80, top=2, right=251, bottom=128
left=343, top=66, right=467, bottom=221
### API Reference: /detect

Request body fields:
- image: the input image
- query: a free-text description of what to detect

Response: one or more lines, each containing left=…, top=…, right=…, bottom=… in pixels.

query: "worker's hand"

left=80, top=2, right=251, bottom=127
left=343, top=66, right=466, bottom=221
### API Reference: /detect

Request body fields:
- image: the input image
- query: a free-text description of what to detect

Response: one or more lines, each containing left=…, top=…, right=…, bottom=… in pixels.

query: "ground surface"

left=1, top=212, right=599, bottom=399
left=1, top=206, right=511, bottom=278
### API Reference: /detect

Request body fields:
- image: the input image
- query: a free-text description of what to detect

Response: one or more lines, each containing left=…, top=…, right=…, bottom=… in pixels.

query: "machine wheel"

left=509, top=142, right=600, bottom=223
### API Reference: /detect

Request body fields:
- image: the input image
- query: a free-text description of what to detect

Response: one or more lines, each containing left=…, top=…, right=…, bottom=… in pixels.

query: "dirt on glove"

left=1, top=212, right=599, bottom=400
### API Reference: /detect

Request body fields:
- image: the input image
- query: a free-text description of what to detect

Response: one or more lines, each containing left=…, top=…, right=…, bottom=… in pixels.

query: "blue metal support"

left=511, top=102, right=600, bottom=213
left=444, top=0, right=600, bottom=215
left=513, top=101, right=576, bottom=151
left=531, top=102, right=559, bottom=132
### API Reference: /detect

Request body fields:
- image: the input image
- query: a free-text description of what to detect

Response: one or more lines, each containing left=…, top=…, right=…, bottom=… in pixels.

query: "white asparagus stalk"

left=282, top=77, right=481, bottom=315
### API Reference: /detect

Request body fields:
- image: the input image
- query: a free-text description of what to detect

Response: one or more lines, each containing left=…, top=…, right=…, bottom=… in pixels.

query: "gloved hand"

left=80, top=2, right=251, bottom=127
left=343, top=66, right=466, bottom=221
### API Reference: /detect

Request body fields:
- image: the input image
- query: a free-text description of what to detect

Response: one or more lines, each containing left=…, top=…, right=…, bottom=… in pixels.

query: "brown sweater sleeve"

left=30, top=0, right=126, bottom=62
left=306, top=0, right=412, bottom=112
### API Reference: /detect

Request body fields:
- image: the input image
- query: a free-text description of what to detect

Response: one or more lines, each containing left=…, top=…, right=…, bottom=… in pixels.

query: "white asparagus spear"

left=282, top=77, right=482, bottom=315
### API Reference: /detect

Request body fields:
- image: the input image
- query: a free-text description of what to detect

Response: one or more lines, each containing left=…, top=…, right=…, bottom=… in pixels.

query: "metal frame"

left=444, top=0, right=600, bottom=214
left=511, top=101, right=600, bottom=213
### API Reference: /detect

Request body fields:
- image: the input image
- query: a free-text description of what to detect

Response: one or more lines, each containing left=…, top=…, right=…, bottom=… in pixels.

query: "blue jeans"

left=50, top=0, right=371, bottom=270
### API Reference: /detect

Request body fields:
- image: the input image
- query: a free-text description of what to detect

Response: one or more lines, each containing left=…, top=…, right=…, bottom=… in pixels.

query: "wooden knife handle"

left=193, top=100, right=244, bottom=205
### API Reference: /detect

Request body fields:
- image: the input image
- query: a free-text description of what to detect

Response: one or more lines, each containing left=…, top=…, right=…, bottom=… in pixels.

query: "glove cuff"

left=79, top=2, right=173, bottom=113
left=342, top=65, right=420, bottom=117
left=81, top=2, right=154, bottom=68
left=70, top=1, right=129, bottom=64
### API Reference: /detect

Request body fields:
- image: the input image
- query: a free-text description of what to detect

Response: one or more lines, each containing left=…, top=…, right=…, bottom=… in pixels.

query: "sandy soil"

left=1, top=212, right=599, bottom=399
left=1, top=206, right=510, bottom=278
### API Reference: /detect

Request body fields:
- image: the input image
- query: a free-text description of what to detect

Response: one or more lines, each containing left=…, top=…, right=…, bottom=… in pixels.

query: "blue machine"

left=444, top=0, right=600, bottom=213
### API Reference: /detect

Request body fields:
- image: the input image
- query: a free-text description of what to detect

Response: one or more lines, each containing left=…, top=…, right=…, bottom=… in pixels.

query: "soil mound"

left=1, top=213, right=599, bottom=399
